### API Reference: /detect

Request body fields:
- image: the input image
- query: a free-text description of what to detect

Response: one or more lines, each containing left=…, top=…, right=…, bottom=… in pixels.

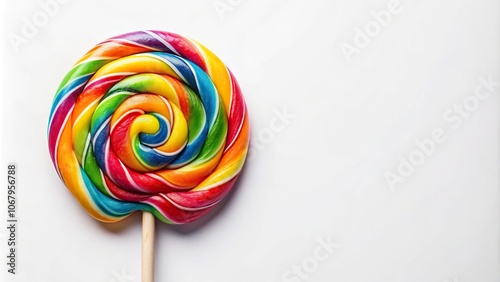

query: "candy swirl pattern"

left=47, top=31, right=249, bottom=224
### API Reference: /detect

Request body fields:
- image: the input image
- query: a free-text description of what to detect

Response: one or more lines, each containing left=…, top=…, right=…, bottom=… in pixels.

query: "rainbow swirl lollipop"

left=47, top=30, right=249, bottom=225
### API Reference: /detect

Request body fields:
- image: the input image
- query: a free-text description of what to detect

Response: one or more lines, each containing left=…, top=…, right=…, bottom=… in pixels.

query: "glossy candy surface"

left=48, top=31, right=249, bottom=224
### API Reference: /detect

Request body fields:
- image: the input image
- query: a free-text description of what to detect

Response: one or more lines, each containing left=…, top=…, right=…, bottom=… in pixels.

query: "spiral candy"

left=47, top=31, right=249, bottom=224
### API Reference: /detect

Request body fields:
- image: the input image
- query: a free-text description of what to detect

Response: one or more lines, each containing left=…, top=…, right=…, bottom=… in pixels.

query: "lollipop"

left=47, top=30, right=249, bottom=281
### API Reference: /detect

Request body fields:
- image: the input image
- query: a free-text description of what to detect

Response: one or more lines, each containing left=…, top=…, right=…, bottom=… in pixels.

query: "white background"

left=1, top=0, right=499, bottom=281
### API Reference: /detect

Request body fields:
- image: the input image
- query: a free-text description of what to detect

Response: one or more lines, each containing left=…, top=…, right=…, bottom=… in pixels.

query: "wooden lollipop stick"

left=142, top=211, right=155, bottom=282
